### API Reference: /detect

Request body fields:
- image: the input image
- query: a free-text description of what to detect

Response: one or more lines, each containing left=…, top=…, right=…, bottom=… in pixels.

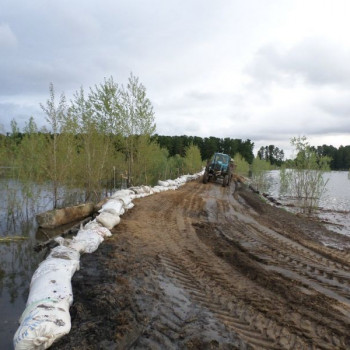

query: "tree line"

left=315, top=145, right=350, bottom=170
left=154, top=135, right=255, bottom=164
left=258, top=144, right=350, bottom=170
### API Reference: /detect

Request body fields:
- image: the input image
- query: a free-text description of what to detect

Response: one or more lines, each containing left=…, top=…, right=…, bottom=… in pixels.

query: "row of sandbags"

left=13, top=171, right=203, bottom=350
left=94, top=173, right=201, bottom=230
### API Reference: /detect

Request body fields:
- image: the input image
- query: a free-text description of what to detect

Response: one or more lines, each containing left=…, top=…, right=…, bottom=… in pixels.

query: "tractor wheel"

left=203, top=171, right=209, bottom=184
left=222, top=174, right=229, bottom=187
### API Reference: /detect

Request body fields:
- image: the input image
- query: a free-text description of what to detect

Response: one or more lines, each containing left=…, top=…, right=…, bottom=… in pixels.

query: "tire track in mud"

left=130, top=180, right=349, bottom=349
left=54, top=179, right=350, bottom=349
left=169, top=181, right=349, bottom=348
left=223, top=217, right=350, bottom=304
left=226, top=186, right=350, bottom=347
left=215, top=187, right=350, bottom=301
left=133, top=182, right=315, bottom=349
left=125, top=184, right=245, bottom=349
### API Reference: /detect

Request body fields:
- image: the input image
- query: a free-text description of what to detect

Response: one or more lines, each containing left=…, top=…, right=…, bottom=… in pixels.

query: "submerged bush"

left=281, top=136, right=331, bottom=213
left=251, top=157, right=271, bottom=192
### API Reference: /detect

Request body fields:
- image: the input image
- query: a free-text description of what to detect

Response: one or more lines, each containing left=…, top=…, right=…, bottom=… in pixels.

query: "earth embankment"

left=52, top=178, right=350, bottom=349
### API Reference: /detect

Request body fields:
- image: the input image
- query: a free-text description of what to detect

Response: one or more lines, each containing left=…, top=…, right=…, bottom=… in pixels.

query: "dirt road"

left=53, top=179, right=350, bottom=349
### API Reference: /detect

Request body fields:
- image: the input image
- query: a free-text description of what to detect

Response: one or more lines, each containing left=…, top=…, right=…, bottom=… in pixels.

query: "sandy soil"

left=52, top=179, right=350, bottom=349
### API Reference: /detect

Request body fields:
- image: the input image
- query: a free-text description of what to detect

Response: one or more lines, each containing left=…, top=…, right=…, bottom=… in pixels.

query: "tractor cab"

left=203, top=152, right=231, bottom=187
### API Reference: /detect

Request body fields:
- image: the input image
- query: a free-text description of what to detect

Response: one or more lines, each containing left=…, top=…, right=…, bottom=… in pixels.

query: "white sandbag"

left=68, top=240, right=87, bottom=254
left=100, top=199, right=124, bottom=216
left=31, top=256, right=79, bottom=285
left=116, top=195, right=133, bottom=207
left=28, top=259, right=77, bottom=306
left=166, top=179, right=178, bottom=187
left=151, top=187, right=160, bottom=193
left=157, top=180, right=169, bottom=187
left=142, top=185, right=153, bottom=194
left=176, top=176, right=188, bottom=185
left=111, top=189, right=135, bottom=198
left=83, top=220, right=112, bottom=238
left=47, top=246, right=80, bottom=262
left=101, top=207, right=125, bottom=217
left=153, top=186, right=168, bottom=192
left=101, top=208, right=121, bottom=217
left=14, top=298, right=71, bottom=350
left=133, top=193, right=148, bottom=199
left=94, top=226, right=112, bottom=238
left=96, top=212, right=121, bottom=230
left=83, top=219, right=98, bottom=230
left=69, top=229, right=104, bottom=253
left=130, top=186, right=153, bottom=195
left=125, top=202, right=134, bottom=210
left=130, top=186, right=144, bottom=194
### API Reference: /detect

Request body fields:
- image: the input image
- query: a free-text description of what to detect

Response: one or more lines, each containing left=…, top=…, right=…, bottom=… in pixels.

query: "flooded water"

left=0, top=179, right=86, bottom=348
left=264, top=170, right=350, bottom=236
left=1, top=172, right=349, bottom=348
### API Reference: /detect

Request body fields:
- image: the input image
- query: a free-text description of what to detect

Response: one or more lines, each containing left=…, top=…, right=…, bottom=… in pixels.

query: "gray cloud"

left=315, top=93, right=350, bottom=118
left=247, top=38, right=350, bottom=88
left=0, top=102, right=43, bottom=131
left=1, top=0, right=350, bottom=155
left=0, top=23, right=17, bottom=48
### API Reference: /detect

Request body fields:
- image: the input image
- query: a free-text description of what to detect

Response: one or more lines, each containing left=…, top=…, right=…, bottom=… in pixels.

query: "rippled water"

left=265, top=170, right=350, bottom=236
left=0, top=179, right=86, bottom=348
left=319, top=171, right=350, bottom=211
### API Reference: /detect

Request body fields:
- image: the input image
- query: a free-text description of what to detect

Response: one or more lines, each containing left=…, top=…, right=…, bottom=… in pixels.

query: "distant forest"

left=315, top=145, right=350, bottom=170
left=3, top=130, right=349, bottom=170
left=153, top=135, right=255, bottom=164
left=154, top=135, right=350, bottom=170
left=257, top=143, right=350, bottom=170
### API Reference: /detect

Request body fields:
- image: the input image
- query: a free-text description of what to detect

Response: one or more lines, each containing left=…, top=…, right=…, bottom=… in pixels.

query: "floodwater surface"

left=266, top=170, right=350, bottom=236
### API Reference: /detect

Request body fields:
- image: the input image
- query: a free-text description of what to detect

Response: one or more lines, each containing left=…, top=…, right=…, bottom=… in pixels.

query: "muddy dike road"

left=52, top=179, right=350, bottom=350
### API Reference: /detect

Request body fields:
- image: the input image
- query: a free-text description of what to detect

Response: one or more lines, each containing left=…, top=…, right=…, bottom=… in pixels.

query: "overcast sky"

left=1, top=0, right=350, bottom=156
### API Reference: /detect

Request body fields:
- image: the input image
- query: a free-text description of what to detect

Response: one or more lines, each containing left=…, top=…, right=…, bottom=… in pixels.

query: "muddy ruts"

left=52, top=179, right=350, bottom=349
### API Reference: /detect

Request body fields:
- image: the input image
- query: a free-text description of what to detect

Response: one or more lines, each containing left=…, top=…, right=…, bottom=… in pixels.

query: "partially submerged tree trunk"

left=36, top=202, right=95, bottom=228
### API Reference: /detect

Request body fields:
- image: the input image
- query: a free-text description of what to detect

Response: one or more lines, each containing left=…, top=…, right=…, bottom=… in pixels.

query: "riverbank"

left=51, top=179, right=350, bottom=349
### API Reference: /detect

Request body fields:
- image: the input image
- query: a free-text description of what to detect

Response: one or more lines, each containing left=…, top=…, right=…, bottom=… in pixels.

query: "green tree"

left=69, top=86, right=122, bottom=201
left=257, top=145, right=284, bottom=166
left=6, top=119, right=22, bottom=166
left=234, top=153, right=249, bottom=176
left=251, top=156, right=271, bottom=192
left=40, top=83, right=69, bottom=208
left=184, top=144, right=202, bottom=174
left=117, top=73, right=156, bottom=186
left=88, top=77, right=120, bottom=133
left=17, top=117, right=46, bottom=182
left=16, top=117, right=48, bottom=216
left=282, top=136, right=331, bottom=213
left=132, top=136, right=168, bottom=185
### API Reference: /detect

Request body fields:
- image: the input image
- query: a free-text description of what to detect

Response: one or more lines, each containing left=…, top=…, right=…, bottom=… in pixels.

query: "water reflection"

left=0, top=178, right=86, bottom=347
left=262, top=170, right=350, bottom=236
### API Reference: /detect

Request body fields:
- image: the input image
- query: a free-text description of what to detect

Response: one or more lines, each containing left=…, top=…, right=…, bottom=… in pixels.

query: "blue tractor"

left=203, top=152, right=232, bottom=187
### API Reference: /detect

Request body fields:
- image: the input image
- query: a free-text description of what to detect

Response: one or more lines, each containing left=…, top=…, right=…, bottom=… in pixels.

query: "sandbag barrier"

left=13, top=171, right=203, bottom=350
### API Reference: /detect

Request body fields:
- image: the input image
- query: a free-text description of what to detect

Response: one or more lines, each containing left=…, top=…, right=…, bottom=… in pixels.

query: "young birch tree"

left=282, top=136, right=331, bottom=213
left=40, top=83, right=67, bottom=208
left=117, top=73, right=156, bottom=186
left=184, top=144, right=202, bottom=174
left=70, top=86, right=120, bottom=201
